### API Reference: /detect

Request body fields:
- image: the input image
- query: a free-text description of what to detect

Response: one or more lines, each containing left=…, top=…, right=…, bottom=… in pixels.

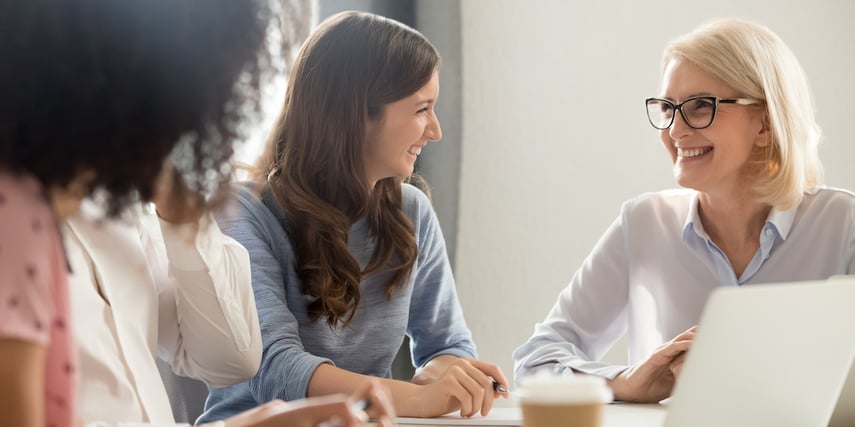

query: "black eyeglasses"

left=645, top=96, right=762, bottom=130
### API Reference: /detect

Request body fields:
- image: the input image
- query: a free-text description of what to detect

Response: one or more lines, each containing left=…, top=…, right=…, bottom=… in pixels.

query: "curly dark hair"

left=0, top=0, right=279, bottom=214
left=260, top=11, right=441, bottom=327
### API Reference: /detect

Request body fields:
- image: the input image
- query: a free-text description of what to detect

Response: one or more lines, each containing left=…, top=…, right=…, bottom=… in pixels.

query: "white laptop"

left=665, top=279, right=855, bottom=427
left=830, top=357, right=855, bottom=427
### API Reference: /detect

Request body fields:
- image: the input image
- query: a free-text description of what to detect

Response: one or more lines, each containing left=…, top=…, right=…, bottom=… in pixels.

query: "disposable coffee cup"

left=518, top=373, right=612, bottom=427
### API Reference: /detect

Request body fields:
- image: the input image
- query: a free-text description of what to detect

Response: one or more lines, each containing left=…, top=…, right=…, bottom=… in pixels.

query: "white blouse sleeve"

left=140, top=208, right=262, bottom=388
left=513, top=204, right=633, bottom=382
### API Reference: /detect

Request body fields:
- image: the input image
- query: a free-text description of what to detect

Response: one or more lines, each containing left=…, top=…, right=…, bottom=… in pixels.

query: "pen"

left=492, top=380, right=508, bottom=394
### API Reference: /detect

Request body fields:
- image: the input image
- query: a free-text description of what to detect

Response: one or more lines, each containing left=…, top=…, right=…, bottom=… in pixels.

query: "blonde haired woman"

left=514, top=18, right=855, bottom=403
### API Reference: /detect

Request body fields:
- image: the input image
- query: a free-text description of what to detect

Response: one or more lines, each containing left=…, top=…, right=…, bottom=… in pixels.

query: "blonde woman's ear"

left=754, top=113, right=772, bottom=147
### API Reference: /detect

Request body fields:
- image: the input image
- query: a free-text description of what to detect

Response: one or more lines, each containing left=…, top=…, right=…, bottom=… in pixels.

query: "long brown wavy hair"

left=256, top=11, right=441, bottom=327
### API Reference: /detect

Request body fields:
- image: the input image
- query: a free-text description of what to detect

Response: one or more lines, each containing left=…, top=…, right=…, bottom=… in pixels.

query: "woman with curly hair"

left=199, top=11, right=509, bottom=423
left=0, top=2, right=393, bottom=427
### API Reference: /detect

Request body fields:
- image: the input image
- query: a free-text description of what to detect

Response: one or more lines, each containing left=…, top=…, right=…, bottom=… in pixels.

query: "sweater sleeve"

left=216, top=187, right=332, bottom=403
left=512, top=201, right=633, bottom=383
left=403, top=185, right=477, bottom=367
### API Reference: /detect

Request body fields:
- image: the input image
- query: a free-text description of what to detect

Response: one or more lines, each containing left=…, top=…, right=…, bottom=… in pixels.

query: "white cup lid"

left=517, top=373, right=613, bottom=404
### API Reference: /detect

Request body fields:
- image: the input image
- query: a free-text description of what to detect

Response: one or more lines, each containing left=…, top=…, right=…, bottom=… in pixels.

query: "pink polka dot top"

left=0, top=171, right=77, bottom=427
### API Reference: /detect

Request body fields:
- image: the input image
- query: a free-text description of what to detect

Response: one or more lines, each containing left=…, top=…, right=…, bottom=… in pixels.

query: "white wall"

left=456, top=0, right=855, bottom=395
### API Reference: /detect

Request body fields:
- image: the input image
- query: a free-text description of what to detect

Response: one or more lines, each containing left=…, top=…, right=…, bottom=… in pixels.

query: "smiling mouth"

left=407, top=146, right=423, bottom=156
left=677, top=147, right=713, bottom=159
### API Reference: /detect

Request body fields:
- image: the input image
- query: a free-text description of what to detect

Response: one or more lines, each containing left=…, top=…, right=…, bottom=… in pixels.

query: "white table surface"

left=393, top=403, right=666, bottom=427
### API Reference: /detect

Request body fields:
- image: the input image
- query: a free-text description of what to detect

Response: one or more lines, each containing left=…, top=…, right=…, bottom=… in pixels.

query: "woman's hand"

left=608, top=326, right=696, bottom=403
left=352, top=379, right=396, bottom=427
left=410, top=356, right=510, bottom=418
left=152, top=159, right=204, bottom=225
left=218, top=379, right=395, bottom=427
left=669, top=349, right=688, bottom=380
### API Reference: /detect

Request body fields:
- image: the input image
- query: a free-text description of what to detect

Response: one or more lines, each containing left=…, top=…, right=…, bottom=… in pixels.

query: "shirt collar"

left=681, top=191, right=798, bottom=242
left=765, top=203, right=797, bottom=241
left=682, top=192, right=706, bottom=242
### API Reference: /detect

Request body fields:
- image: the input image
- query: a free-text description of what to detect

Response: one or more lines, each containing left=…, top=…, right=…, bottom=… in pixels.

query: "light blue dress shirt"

left=513, top=187, right=855, bottom=382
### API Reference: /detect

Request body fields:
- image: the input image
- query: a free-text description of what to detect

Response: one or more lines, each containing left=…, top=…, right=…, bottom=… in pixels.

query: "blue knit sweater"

left=198, top=183, right=476, bottom=422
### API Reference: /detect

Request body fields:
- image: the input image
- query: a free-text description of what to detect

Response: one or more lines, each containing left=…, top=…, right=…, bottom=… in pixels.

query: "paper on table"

left=396, top=407, right=521, bottom=426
